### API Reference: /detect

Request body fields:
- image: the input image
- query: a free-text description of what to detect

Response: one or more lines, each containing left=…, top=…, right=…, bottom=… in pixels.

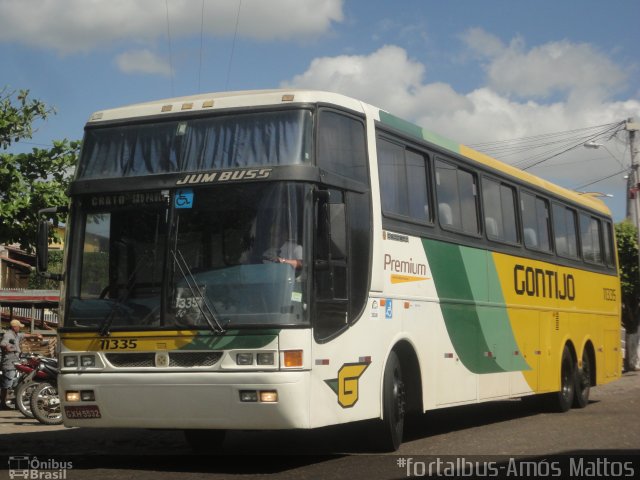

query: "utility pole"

left=626, top=118, right=640, bottom=268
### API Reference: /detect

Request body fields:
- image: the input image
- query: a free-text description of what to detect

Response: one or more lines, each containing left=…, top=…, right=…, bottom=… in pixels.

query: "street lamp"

left=583, top=141, right=631, bottom=215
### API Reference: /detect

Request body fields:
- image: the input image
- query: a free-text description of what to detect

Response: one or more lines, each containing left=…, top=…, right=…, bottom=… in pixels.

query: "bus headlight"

left=64, top=356, right=79, bottom=367
left=80, top=355, right=96, bottom=367
left=66, top=391, right=81, bottom=402
left=256, top=352, right=275, bottom=366
left=236, top=353, right=253, bottom=365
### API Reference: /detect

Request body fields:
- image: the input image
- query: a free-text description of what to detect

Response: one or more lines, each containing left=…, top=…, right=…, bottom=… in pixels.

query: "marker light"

left=240, top=390, right=258, bottom=402
left=283, top=350, right=303, bottom=368
left=81, top=391, right=96, bottom=402
left=257, top=352, right=275, bottom=366
left=236, top=353, right=254, bottom=365
left=80, top=355, right=96, bottom=367
left=64, top=356, right=79, bottom=367
left=259, top=390, right=278, bottom=403
left=66, top=391, right=81, bottom=402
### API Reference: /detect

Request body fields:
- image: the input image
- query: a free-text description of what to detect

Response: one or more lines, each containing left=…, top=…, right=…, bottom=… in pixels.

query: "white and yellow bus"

left=41, top=90, right=621, bottom=451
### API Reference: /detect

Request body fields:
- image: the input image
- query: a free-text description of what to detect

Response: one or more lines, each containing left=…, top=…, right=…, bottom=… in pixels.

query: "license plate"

left=65, top=405, right=101, bottom=419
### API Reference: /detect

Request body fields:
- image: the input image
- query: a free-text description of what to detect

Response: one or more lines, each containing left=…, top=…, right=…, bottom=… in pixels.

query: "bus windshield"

left=77, top=109, right=313, bottom=179
left=67, top=183, right=309, bottom=330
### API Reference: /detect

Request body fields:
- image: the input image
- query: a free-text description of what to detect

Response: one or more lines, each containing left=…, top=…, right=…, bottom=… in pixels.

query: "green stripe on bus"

left=423, top=239, right=529, bottom=373
left=379, top=111, right=460, bottom=154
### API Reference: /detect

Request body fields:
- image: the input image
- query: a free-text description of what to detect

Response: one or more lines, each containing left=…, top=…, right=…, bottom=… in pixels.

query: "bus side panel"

left=492, top=252, right=621, bottom=393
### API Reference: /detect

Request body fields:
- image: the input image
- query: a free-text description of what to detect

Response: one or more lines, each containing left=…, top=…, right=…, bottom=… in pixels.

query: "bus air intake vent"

left=105, top=352, right=222, bottom=368
left=169, top=352, right=223, bottom=367
left=106, top=353, right=155, bottom=368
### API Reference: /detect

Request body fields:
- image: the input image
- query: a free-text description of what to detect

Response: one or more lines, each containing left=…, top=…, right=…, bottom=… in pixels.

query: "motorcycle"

left=29, top=359, right=62, bottom=425
left=14, top=355, right=58, bottom=419
left=1, top=353, right=42, bottom=414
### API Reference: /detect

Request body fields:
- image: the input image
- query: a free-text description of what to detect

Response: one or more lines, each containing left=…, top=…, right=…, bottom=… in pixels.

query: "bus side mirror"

left=36, top=220, right=50, bottom=274
left=37, top=205, right=67, bottom=280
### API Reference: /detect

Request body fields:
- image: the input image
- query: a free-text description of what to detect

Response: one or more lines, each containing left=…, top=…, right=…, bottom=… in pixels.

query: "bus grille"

left=105, top=352, right=223, bottom=368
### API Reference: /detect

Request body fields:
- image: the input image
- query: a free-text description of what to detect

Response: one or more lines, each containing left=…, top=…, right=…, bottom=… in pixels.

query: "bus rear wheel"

left=377, top=350, right=406, bottom=452
left=573, top=349, right=591, bottom=409
left=549, top=345, right=575, bottom=412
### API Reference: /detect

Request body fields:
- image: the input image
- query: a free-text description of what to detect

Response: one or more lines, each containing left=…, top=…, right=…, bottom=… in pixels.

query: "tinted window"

left=580, top=213, right=603, bottom=264
left=377, top=138, right=429, bottom=222
left=318, top=110, right=367, bottom=183
left=436, top=159, right=479, bottom=235
left=603, top=221, right=615, bottom=266
left=521, top=192, right=551, bottom=251
left=552, top=204, right=578, bottom=258
left=482, top=178, right=518, bottom=243
left=80, top=109, right=313, bottom=179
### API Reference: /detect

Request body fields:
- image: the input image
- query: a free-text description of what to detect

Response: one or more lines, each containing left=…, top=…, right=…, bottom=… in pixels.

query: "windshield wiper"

left=171, top=249, right=225, bottom=335
left=99, top=250, right=152, bottom=336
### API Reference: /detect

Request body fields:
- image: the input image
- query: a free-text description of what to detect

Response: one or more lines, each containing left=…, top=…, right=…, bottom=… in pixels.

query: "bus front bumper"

left=59, top=371, right=310, bottom=430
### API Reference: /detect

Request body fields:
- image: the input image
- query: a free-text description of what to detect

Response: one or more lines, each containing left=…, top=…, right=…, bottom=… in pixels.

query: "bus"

left=38, top=90, right=621, bottom=451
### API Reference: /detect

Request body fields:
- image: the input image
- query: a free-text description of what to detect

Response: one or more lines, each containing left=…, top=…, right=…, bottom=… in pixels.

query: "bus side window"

left=314, top=189, right=349, bottom=340
left=482, top=178, right=518, bottom=244
left=318, top=110, right=367, bottom=183
left=521, top=191, right=551, bottom=252
left=552, top=203, right=578, bottom=259
left=377, top=137, right=430, bottom=223
left=435, top=159, right=479, bottom=235
left=603, top=221, right=615, bottom=267
left=580, top=213, right=603, bottom=264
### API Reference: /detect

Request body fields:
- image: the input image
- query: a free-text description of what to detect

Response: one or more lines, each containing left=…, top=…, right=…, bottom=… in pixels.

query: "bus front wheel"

left=377, top=350, right=406, bottom=451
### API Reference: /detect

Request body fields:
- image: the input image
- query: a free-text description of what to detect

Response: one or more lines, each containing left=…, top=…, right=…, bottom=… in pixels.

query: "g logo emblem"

left=325, top=362, right=370, bottom=408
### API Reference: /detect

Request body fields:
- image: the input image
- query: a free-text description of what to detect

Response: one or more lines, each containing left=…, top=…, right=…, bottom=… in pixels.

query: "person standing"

left=1, top=320, right=44, bottom=409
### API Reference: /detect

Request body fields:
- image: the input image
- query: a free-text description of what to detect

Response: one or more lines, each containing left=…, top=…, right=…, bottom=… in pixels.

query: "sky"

left=1, top=0, right=639, bottom=220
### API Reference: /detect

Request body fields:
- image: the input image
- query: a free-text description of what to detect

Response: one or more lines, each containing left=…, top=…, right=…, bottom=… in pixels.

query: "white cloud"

left=461, top=28, right=627, bottom=100
left=282, top=42, right=640, bottom=191
left=115, top=50, right=172, bottom=76
left=0, top=0, right=343, bottom=55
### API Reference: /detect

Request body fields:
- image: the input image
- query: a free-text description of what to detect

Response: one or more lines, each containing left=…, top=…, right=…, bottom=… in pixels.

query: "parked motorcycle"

left=29, top=359, right=61, bottom=425
left=1, top=353, right=42, bottom=414
left=14, top=355, right=58, bottom=419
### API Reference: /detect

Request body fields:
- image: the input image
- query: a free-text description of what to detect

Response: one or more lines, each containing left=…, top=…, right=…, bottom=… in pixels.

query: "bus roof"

left=86, top=89, right=611, bottom=217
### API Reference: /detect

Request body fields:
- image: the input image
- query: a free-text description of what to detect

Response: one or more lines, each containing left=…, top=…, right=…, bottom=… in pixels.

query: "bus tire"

left=549, top=345, right=575, bottom=413
left=184, top=429, right=226, bottom=453
left=378, top=350, right=406, bottom=452
left=573, top=348, right=591, bottom=409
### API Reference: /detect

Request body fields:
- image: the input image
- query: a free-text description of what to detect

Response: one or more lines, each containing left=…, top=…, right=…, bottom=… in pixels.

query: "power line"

left=573, top=167, right=629, bottom=190
left=518, top=122, right=625, bottom=171
left=198, top=0, right=205, bottom=93
left=225, top=0, right=242, bottom=91
left=469, top=122, right=626, bottom=171
left=165, top=0, right=175, bottom=96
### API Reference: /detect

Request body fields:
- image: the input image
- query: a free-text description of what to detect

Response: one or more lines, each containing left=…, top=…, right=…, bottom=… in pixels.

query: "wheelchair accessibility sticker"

left=175, top=188, right=194, bottom=209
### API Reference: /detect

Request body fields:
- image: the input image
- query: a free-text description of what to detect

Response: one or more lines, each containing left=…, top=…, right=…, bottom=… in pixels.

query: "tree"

left=615, top=220, right=640, bottom=371
left=0, top=88, right=79, bottom=252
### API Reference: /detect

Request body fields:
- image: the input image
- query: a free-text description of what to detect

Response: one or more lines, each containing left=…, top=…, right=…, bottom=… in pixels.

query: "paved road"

left=1, top=372, right=639, bottom=479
